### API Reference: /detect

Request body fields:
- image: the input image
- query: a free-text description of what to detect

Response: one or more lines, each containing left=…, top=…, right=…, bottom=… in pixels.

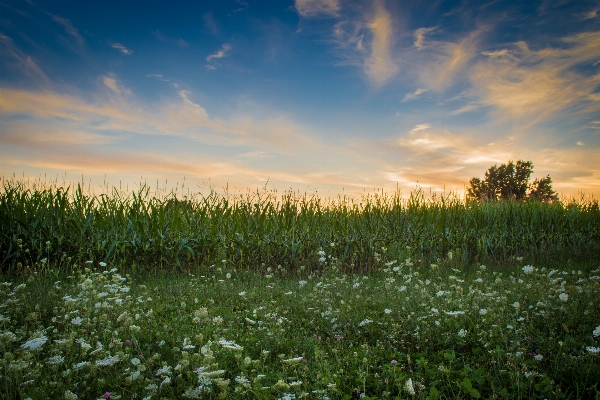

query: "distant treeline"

left=1, top=178, right=599, bottom=274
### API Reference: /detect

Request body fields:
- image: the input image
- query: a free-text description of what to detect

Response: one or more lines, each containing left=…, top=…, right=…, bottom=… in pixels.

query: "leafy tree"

left=467, top=160, right=558, bottom=202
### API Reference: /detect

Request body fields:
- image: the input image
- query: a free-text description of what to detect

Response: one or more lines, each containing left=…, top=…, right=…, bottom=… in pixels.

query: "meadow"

left=1, top=178, right=600, bottom=399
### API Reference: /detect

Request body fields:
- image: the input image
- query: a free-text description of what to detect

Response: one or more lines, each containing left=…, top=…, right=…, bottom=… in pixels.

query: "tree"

left=467, top=160, right=558, bottom=202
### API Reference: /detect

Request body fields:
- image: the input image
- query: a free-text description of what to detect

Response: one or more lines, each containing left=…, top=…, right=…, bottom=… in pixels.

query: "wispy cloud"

left=206, top=44, right=231, bottom=61
left=402, top=88, right=428, bottom=102
left=329, top=1, right=399, bottom=87
left=295, top=0, right=340, bottom=18
left=102, top=75, right=132, bottom=96
left=0, top=33, right=49, bottom=85
left=450, top=103, right=480, bottom=115
left=413, top=27, right=436, bottom=49
left=49, top=14, right=85, bottom=55
left=364, top=1, right=399, bottom=87
left=410, top=123, right=431, bottom=133
left=470, top=31, right=600, bottom=122
left=418, top=29, right=483, bottom=92
left=111, top=43, right=132, bottom=55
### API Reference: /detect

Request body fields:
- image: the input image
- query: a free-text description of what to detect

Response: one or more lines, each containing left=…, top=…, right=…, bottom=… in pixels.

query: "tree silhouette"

left=467, top=160, right=558, bottom=202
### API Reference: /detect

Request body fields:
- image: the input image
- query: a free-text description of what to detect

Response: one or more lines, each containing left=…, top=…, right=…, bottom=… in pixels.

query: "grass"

left=1, top=178, right=600, bottom=399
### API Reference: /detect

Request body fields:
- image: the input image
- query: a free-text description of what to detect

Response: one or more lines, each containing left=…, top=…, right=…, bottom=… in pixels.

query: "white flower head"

left=559, top=292, right=569, bottom=302
left=593, top=326, right=600, bottom=338
left=21, top=336, right=48, bottom=350
left=586, top=346, right=600, bottom=354
left=522, top=265, right=534, bottom=274
left=458, top=329, right=467, bottom=338
left=405, top=378, right=415, bottom=395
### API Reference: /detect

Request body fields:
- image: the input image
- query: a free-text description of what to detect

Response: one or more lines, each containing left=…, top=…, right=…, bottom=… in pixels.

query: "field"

left=1, top=178, right=600, bottom=399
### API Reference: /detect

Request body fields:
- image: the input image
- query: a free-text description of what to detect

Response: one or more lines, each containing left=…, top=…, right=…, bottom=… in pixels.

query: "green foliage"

left=1, top=260, right=599, bottom=399
left=1, top=178, right=598, bottom=274
left=468, top=160, right=559, bottom=203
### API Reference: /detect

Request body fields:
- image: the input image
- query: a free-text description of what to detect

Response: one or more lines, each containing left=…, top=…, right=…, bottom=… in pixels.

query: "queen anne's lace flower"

left=21, top=336, right=48, bottom=350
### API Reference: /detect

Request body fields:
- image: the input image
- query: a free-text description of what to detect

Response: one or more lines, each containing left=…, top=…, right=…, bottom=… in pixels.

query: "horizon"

left=1, top=0, right=599, bottom=199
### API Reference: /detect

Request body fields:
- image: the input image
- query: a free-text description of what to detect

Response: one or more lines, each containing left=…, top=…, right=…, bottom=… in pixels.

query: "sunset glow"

left=1, top=0, right=599, bottom=199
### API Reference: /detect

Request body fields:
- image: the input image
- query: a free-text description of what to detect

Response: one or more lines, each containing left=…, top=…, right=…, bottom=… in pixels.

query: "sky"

left=1, top=0, right=599, bottom=200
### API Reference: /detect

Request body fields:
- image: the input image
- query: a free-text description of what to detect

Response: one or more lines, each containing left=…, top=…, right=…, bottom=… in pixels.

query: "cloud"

left=410, top=123, right=431, bottom=133
left=576, top=141, right=585, bottom=146
left=363, top=2, right=399, bottom=87
left=402, top=88, right=428, bottom=102
left=295, top=0, right=340, bottom=18
left=0, top=33, right=49, bottom=85
left=418, top=29, right=482, bottom=92
left=111, top=43, right=132, bottom=55
left=102, top=75, right=132, bottom=96
left=49, top=14, right=85, bottom=54
left=413, top=27, right=436, bottom=49
left=203, top=12, right=220, bottom=35
left=470, top=31, right=600, bottom=122
left=450, top=103, right=480, bottom=115
left=206, top=44, right=231, bottom=61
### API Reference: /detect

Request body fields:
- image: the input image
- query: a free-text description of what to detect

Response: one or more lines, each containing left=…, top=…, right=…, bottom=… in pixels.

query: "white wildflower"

left=522, top=265, right=534, bottom=274
left=47, top=355, right=65, bottom=365
left=593, top=326, right=600, bottom=338
left=71, top=316, right=83, bottom=325
left=21, top=336, right=48, bottom=350
left=405, top=378, right=415, bottom=395
left=458, top=329, right=467, bottom=338
left=586, top=346, right=600, bottom=354
left=282, top=356, right=303, bottom=364
left=96, top=355, right=121, bottom=367
left=559, top=292, right=569, bottom=302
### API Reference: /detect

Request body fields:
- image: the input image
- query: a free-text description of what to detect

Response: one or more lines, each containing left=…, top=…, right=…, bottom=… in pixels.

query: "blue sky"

left=1, top=0, right=599, bottom=199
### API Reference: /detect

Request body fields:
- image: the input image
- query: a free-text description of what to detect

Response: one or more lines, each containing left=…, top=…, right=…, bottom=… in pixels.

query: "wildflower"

left=64, top=390, right=79, bottom=400
left=235, top=375, right=251, bottom=388
left=71, top=316, right=83, bottom=325
left=405, top=378, right=415, bottom=395
left=47, top=355, right=65, bottom=365
left=534, top=354, right=543, bottom=361
left=512, top=302, right=520, bottom=309
left=282, top=356, right=303, bottom=364
left=522, top=265, right=534, bottom=274
left=479, top=308, right=487, bottom=315
left=99, top=262, right=107, bottom=267
left=458, top=329, right=467, bottom=338
left=593, top=326, right=600, bottom=337
left=586, top=346, right=600, bottom=354
left=384, top=309, right=392, bottom=314
left=391, top=359, right=398, bottom=365
left=359, top=318, right=373, bottom=326
left=559, top=292, right=569, bottom=302
left=444, top=311, right=465, bottom=316
left=299, top=280, right=307, bottom=287
left=21, top=336, right=48, bottom=350
left=96, top=355, right=121, bottom=367
left=398, top=285, right=407, bottom=292
left=103, top=392, right=111, bottom=399
left=73, top=361, right=91, bottom=370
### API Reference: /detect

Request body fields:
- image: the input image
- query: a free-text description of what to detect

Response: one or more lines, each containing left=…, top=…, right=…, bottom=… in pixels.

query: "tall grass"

left=1, top=177, right=599, bottom=275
